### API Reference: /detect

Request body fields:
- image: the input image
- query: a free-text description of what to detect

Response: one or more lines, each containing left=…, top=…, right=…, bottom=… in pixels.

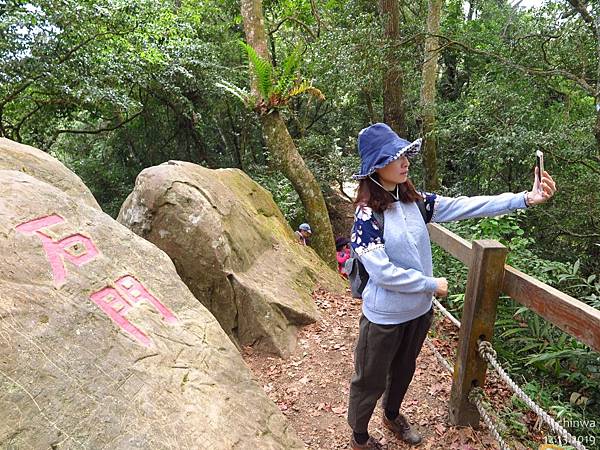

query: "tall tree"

left=239, top=0, right=337, bottom=268
left=565, top=0, right=600, bottom=148
left=380, top=0, right=407, bottom=136
left=420, top=0, right=443, bottom=191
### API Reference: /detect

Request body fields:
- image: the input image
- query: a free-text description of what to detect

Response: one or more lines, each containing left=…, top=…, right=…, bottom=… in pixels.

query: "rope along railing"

left=469, top=388, right=511, bottom=450
left=426, top=225, right=600, bottom=449
left=432, top=297, right=461, bottom=328
left=478, top=340, right=588, bottom=450
left=425, top=338, right=511, bottom=450
left=429, top=304, right=510, bottom=450
left=430, top=300, right=588, bottom=450
left=425, top=335, right=512, bottom=450
left=429, top=300, right=458, bottom=376
left=424, top=338, right=454, bottom=375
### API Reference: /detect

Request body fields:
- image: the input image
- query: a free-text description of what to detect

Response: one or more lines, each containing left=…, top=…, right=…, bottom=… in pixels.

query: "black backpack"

left=345, top=199, right=429, bottom=299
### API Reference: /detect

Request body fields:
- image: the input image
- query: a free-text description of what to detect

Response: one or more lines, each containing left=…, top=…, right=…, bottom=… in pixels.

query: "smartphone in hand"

left=536, top=150, right=544, bottom=191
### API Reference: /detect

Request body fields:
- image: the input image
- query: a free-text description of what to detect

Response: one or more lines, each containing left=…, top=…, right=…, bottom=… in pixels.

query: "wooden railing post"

left=449, top=239, right=508, bottom=426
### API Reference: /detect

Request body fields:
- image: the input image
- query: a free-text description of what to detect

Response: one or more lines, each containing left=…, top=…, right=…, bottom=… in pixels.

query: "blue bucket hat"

left=352, top=123, right=422, bottom=180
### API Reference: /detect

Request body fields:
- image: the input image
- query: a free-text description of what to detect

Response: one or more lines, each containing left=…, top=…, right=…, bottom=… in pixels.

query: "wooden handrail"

left=428, top=222, right=600, bottom=352
left=502, top=266, right=600, bottom=353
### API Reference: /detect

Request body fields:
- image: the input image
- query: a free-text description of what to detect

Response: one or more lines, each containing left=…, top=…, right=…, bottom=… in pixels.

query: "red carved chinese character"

left=90, top=287, right=151, bottom=347
left=115, top=275, right=178, bottom=325
left=16, top=214, right=99, bottom=286
left=90, top=276, right=178, bottom=346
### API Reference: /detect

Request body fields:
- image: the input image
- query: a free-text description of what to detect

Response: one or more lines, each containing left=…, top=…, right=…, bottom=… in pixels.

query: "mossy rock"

left=118, top=161, right=345, bottom=356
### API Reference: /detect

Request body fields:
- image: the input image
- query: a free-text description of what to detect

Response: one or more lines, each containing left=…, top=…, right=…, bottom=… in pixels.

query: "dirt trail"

left=243, top=287, right=504, bottom=450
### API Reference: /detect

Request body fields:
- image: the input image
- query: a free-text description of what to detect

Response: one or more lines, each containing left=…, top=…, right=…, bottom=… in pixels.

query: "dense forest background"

left=2, top=0, right=600, bottom=446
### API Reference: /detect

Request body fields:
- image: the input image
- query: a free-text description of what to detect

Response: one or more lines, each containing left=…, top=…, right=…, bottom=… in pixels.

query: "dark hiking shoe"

left=350, top=436, right=386, bottom=449
left=382, top=413, right=422, bottom=446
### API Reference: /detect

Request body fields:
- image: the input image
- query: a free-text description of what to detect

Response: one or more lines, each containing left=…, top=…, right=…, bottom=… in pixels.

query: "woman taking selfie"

left=347, top=123, right=556, bottom=449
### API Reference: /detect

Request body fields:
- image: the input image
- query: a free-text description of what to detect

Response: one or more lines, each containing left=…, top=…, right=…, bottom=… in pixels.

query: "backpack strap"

left=372, top=210, right=385, bottom=231
left=417, top=193, right=435, bottom=224
left=417, top=198, right=428, bottom=224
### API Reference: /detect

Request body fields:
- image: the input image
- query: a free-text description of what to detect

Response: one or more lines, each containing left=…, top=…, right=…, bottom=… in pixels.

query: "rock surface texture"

left=118, top=161, right=344, bottom=356
left=0, top=169, right=304, bottom=449
left=0, top=138, right=100, bottom=210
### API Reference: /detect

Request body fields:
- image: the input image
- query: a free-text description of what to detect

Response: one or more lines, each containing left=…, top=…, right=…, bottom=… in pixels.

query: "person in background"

left=295, top=223, right=312, bottom=245
left=347, top=123, right=556, bottom=450
left=336, top=237, right=351, bottom=278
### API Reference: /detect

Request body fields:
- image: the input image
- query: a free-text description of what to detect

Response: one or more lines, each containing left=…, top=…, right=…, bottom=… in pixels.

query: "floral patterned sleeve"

left=350, top=206, right=384, bottom=257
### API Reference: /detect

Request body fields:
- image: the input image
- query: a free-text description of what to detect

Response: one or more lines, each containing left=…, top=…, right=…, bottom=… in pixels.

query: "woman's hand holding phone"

left=527, top=152, right=557, bottom=205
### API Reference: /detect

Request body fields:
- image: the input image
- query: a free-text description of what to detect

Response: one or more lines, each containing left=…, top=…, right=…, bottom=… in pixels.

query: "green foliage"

left=52, top=141, right=139, bottom=217
left=436, top=0, right=600, bottom=276
left=1, top=0, right=255, bottom=213
left=274, top=44, right=303, bottom=96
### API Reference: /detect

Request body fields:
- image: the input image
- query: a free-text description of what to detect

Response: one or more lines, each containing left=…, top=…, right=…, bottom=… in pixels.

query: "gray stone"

left=0, top=170, right=304, bottom=450
left=118, top=161, right=344, bottom=356
left=0, top=138, right=100, bottom=210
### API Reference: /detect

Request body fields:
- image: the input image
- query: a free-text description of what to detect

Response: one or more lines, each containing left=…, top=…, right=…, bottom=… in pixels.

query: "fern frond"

left=274, top=44, right=303, bottom=95
left=286, top=80, right=325, bottom=101
left=305, top=86, right=325, bottom=101
left=239, top=40, right=273, bottom=101
left=287, top=80, right=310, bottom=98
left=215, top=80, right=253, bottom=107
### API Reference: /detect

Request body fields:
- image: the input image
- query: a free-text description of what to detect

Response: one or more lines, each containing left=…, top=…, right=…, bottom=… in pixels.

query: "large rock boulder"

left=0, top=137, right=100, bottom=210
left=118, top=161, right=344, bottom=356
left=0, top=170, right=304, bottom=449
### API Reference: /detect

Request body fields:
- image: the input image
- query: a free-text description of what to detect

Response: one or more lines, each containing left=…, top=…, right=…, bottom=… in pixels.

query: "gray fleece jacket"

left=350, top=191, right=528, bottom=325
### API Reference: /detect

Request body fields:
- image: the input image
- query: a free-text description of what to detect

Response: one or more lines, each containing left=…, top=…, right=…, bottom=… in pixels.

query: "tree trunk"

left=380, top=0, right=407, bottom=137
left=261, top=112, right=336, bottom=264
left=420, top=0, right=443, bottom=191
left=361, top=88, right=377, bottom=123
left=240, top=0, right=337, bottom=268
left=467, top=0, right=475, bottom=21
left=594, top=100, right=600, bottom=148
